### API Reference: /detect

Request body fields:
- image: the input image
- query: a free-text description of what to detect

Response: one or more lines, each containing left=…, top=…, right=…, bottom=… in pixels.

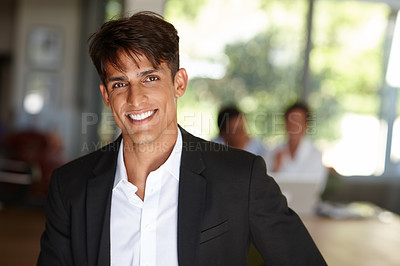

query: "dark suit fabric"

left=38, top=127, right=326, bottom=266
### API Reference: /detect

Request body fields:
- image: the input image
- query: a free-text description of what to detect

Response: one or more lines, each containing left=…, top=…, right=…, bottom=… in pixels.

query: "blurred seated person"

left=213, top=105, right=269, bottom=162
left=269, top=102, right=328, bottom=193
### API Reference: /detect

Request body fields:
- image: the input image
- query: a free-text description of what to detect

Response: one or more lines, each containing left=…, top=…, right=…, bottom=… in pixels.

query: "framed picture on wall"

left=27, top=26, right=64, bottom=69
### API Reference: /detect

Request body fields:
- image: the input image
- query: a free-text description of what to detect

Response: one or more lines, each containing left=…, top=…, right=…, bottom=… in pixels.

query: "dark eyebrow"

left=106, top=76, right=127, bottom=84
left=137, top=67, right=164, bottom=77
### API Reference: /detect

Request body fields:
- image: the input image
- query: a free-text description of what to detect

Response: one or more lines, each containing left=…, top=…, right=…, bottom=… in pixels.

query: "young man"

left=38, top=11, right=326, bottom=266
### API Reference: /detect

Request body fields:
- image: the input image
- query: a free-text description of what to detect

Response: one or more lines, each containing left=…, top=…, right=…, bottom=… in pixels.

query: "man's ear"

left=174, top=68, right=188, bottom=98
left=99, top=83, right=111, bottom=108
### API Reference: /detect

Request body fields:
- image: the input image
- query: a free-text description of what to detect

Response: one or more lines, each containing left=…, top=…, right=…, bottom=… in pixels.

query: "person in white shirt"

left=37, top=12, right=326, bottom=266
left=213, top=105, right=269, bottom=163
left=269, top=102, right=328, bottom=193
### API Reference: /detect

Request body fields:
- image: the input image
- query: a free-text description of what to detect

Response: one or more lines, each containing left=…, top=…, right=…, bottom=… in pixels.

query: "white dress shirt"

left=269, top=137, right=328, bottom=192
left=110, top=129, right=182, bottom=266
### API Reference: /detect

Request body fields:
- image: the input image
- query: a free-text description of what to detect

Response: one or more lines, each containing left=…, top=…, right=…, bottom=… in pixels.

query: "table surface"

left=301, top=212, right=400, bottom=266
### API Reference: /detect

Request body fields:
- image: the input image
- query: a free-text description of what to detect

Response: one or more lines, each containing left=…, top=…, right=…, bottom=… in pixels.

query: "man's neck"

left=122, top=129, right=178, bottom=200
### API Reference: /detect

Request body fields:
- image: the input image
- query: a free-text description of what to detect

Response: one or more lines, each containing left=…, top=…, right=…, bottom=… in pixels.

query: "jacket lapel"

left=86, top=137, right=121, bottom=266
left=178, top=128, right=207, bottom=266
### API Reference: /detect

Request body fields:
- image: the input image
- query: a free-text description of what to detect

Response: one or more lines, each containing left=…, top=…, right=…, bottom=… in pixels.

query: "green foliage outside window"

left=165, top=0, right=390, bottom=144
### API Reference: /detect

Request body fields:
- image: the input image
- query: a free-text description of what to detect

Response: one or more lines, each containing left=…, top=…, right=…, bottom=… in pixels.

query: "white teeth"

left=128, top=110, right=155, bottom=121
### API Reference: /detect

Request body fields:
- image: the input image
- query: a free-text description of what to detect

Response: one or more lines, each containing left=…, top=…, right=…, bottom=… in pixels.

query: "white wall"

left=12, top=0, right=81, bottom=158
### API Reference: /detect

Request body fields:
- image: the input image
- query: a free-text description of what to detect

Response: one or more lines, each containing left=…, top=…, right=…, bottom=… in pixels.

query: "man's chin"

left=125, top=133, right=155, bottom=145
left=121, top=124, right=177, bottom=147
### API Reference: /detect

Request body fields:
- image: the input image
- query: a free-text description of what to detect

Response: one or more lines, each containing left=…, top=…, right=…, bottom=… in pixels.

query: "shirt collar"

left=113, top=127, right=182, bottom=188
left=162, top=127, right=182, bottom=181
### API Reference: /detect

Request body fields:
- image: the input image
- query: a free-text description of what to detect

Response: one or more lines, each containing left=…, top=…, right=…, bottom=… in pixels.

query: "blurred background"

left=0, top=0, right=400, bottom=265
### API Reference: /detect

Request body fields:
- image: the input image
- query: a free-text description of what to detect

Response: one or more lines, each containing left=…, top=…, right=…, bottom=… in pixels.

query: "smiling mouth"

left=128, top=109, right=157, bottom=121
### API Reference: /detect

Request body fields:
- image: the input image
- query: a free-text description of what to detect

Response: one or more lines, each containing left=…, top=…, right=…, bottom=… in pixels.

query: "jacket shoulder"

left=181, top=129, right=260, bottom=169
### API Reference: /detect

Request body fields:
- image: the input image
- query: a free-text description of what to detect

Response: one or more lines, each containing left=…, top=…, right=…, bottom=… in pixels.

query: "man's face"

left=99, top=52, right=187, bottom=147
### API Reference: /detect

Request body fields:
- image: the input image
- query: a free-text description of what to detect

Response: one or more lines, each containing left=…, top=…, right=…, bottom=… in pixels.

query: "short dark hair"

left=284, top=101, right=310, bottom=121
left=88, top=11, right=180, bottom=84
left=217, top=105, right=242, bottom=132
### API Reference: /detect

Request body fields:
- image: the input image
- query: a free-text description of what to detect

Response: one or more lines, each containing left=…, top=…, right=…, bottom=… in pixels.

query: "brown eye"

left=145, top=76, right=159, bottom=82
left=112, top=82, right=126, bottom=88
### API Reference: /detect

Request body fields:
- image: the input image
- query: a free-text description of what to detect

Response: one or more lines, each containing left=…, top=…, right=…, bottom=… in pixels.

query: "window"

left=164, top=0, right=396, bottom=177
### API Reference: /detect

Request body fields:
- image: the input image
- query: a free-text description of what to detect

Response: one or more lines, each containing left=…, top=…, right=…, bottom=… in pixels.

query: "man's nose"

left=127, top=85, right=147, bottom=106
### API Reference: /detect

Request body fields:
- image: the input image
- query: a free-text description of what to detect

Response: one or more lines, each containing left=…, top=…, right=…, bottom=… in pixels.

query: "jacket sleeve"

left=37, top=169, right=73, bottom=266
left=248, top=156, right=327, bottom=265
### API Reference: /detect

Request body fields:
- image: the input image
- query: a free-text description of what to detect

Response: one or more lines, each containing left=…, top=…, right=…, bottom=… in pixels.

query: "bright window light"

left=323, top=114, right=386, bottom=176
left=391, top=117, right=400, bottom=162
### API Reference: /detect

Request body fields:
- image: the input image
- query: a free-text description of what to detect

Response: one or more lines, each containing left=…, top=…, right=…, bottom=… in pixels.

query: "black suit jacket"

left=38, top=127, right=326, bottom=266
